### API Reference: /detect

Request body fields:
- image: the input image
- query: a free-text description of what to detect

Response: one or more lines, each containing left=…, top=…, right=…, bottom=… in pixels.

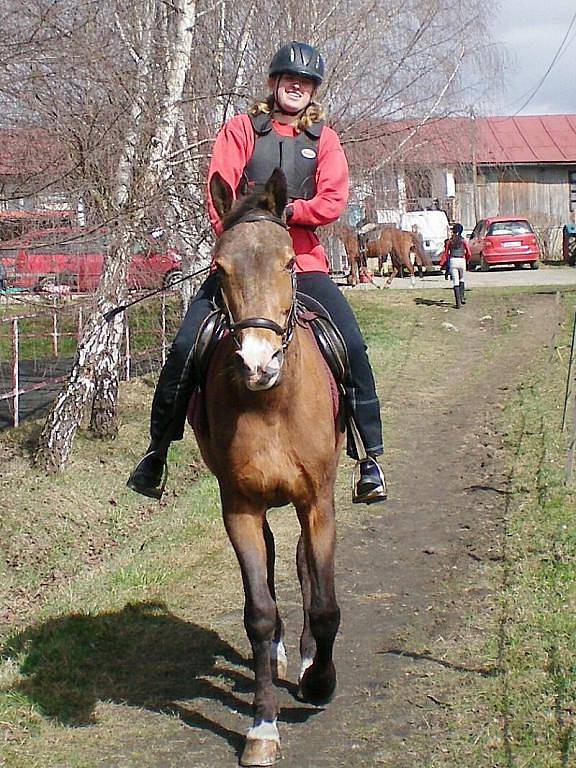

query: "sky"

left=489, top=0, right=576, bottom=115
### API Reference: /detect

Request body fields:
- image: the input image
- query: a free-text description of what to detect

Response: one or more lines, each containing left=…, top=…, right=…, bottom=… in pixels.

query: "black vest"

left=450, top=236, right=465, bottom=258
left=239, top=113, right=324, bottom=200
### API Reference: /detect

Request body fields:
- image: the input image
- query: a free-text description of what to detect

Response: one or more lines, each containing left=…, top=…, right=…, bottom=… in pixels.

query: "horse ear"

left=262, top=168, right=287, bottom=218
left=210, top=172, right=234, bottom=220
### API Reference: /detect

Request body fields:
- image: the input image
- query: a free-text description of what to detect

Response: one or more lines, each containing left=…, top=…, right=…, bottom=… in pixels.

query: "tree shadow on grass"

left=1, top=601, right=321, bottom=758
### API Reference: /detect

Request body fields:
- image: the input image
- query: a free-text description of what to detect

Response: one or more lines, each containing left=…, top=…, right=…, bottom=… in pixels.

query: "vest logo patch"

left=301, top=148, right=317, bottom=159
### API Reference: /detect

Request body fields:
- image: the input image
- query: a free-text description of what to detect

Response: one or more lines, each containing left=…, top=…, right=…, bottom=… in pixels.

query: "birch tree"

left=34, top=0, right=196, bottom=472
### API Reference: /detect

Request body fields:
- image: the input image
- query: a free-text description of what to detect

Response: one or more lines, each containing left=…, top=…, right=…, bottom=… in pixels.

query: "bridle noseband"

left=218, top=210, right=298, bottom=352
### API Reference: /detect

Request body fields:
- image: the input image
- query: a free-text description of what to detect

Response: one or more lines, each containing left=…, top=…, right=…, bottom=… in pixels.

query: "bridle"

left=218, top=210, right=298, bottom=352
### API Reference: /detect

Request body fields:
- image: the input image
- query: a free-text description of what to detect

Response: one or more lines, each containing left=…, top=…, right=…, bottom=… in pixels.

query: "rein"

left=219, top=208, right=297, bottom=351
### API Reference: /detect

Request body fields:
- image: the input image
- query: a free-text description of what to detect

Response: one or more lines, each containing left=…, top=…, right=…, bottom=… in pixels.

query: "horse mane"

left=221, top=188, right=282, bottom=233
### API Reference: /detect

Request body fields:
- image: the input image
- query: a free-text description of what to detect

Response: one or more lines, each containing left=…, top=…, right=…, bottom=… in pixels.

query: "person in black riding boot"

left=439, top=223, right=471, bottom=309
left=128, top=41, right=387, bottom=505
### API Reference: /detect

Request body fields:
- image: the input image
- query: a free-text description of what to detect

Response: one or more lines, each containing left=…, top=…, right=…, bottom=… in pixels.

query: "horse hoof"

left=296, top=663, right=336, bottom=705
left=240, top=738, right=281, bottom=766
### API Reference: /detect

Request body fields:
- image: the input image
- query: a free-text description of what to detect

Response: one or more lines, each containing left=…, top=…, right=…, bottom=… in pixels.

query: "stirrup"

left=126, top=451, right=168, bottom=501
left=351, top=459, right=388, bottom=505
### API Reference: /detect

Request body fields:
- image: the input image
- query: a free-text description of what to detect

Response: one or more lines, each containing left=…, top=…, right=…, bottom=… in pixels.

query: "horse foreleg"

left=224, top=505, right=281, bottom=766
left=295, top=499, right=340, bottom=705
left=385, top=265, right=398, bottom=287
left=296, top=533, right=315, bottom=679
left=263, top=518, right=287, bottom=680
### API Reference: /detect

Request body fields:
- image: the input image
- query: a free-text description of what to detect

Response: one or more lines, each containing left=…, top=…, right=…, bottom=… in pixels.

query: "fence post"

left=12, top=318, right=19, bottom=428
left=124, top=315, right=131, bottom=382
left=563, top=308, right=576, bottom=486
left=52, top=307, right=58, bottom=357
left=78, top=306, right=83, bottom=340
left=561, top=308, right=576, bottom=432
left=161, top=294, right=167, bottom=366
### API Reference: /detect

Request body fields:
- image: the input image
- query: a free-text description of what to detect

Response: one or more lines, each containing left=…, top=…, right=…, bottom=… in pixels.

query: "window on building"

left=405, top=169, right=433, bottom=200
left=570, top=170, right=576, bottom=212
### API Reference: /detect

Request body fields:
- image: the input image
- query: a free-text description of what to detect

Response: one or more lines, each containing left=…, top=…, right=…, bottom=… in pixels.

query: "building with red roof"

left=347, top=115, right=576, bottom=235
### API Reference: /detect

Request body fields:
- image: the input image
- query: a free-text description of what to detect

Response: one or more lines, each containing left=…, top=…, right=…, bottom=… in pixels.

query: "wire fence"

left=0, top=292, right=182, bottom=429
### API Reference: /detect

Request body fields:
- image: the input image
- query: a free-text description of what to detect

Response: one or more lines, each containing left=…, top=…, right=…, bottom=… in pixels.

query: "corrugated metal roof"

left=365, top=115, right=576, bottom=165
left=479, top=115, right=576, bottom=163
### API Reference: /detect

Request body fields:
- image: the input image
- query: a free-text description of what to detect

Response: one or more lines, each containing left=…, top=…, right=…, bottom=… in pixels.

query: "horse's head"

left=210, top=168, right=296, bottom=391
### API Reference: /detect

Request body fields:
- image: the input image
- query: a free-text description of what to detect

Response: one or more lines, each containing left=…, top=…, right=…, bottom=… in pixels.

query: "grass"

left=0, top=287, right=575, bottom=766
left=421, top=293, right=576, bottom=767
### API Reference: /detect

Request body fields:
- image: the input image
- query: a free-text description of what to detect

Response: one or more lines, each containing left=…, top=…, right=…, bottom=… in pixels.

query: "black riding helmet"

left=268, top=41, right=324, bottom=84
left=452, top=223, right=464, bottom=235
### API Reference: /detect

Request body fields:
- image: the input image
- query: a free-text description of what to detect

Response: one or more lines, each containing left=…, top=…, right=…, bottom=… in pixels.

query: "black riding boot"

left=459, top=281, right=466, bottom=304
left=127, top=439, right=168, bottom=500
left=127, top=272, right=220, bottom=500
left=295, top=273, right=387, bottom=505
left=453, top=285, right=462, bottom=309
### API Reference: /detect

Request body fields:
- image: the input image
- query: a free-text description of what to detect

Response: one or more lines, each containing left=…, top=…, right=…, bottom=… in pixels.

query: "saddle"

left=187, top=300, right=349, bottom=428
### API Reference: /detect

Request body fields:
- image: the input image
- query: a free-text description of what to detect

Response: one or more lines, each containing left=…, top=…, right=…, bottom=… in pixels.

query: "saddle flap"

left=192, top=309, right=228, bottom=385
left=297, top=307, right=349, bottom=389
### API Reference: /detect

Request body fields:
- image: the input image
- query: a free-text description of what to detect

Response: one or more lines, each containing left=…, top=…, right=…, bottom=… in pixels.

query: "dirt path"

left=101, top=291, right=555, bottom=768
left=3, top=291, right=562, bottom=768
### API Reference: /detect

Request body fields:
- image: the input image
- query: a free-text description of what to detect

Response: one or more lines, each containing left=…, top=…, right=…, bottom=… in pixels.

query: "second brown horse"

left=338, top=224, right=431, bottom=286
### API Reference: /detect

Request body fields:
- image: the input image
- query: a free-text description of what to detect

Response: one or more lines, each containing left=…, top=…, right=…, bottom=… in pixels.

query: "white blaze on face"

left=237, top=332, right=282, bottom=390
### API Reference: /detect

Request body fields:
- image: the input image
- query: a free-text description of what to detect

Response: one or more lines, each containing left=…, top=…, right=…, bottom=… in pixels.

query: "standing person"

left=127, top=41, right=387, bottom=505
left=440, top=223, right=471, bottom=308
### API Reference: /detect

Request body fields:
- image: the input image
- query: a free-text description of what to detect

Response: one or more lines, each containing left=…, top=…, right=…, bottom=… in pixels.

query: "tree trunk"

left=35, top=0, right=196, bottom=472
left=35, top=308, right=125, bottom=471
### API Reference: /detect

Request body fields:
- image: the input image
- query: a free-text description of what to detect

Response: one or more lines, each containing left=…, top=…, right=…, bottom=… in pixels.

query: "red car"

left=469, top=217, right=541, bottom=271
left=1, top=227, right=182, bottom=292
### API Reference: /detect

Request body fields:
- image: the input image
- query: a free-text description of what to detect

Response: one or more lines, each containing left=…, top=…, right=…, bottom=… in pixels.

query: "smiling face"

left=270, top=73, right=316, bottom=115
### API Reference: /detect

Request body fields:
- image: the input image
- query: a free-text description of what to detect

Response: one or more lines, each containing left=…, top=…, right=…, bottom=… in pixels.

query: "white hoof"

left=242, top=721, right=281, bottom=767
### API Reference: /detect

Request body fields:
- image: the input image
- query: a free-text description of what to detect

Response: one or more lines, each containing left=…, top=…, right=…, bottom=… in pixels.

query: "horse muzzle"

left=236, top=344, right=284, bottom=391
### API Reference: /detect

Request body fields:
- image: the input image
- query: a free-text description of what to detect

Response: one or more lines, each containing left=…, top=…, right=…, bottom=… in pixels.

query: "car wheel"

left=514, top=262, right=523, bottom=269
left=163, top=268, right=183, bottom=289
left=37, top=274, right=57, bottom=291
left=479, top=255, right=490, bottom=272
left=530, top=260, right=540, bottom=270
left=59, top=270, right=78, bottom=289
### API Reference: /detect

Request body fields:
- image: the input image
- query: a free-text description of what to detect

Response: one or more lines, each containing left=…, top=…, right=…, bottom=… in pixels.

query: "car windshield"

left=488, top=220, right=532, bottom=236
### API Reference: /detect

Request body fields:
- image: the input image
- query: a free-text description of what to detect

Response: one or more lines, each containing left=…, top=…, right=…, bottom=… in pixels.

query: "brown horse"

left=334, top=222, right=363, bottom=285
left=337, top=223, right=430, bottom=287
left=368, top=226, right=430, bottom=287
left=194, top=169, right=344, bottom=766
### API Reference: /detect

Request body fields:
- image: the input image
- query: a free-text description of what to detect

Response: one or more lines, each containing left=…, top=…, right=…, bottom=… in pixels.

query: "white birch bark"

left=36, top=0, right=197, bottom=472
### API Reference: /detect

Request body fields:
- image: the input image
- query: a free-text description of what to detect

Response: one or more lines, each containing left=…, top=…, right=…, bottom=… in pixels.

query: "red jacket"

left=439, top=236, right=472, bottom=268
left=206, top=113, right=349, bottom=273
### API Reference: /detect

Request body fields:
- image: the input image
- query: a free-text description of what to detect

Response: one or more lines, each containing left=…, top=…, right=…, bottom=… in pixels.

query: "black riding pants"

left=149, top=271, right=383, bottom=459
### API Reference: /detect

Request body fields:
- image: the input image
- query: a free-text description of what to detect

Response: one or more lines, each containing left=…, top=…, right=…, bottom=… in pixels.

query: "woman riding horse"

left=127, top=41, right=387, bottom=505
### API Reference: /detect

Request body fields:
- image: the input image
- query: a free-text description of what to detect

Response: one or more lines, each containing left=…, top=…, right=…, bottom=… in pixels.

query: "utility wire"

left=513, top=9, right=576, bottom=115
